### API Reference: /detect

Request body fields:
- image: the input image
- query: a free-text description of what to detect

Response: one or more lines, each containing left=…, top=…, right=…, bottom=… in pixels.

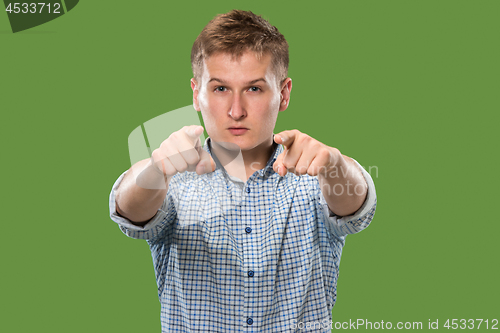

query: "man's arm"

left=115, top=125, right=215, bottom=225
left=273, top=130, right=367, bottom=217
left=317, top=155, right=367, bottom=216
left=115, top=159, right=169, bottom=224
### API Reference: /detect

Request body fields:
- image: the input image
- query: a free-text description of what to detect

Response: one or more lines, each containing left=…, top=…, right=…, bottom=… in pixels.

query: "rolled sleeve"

left=320, top=159, right=377, bottom=239
left=109, top=171, right=176, bottom=240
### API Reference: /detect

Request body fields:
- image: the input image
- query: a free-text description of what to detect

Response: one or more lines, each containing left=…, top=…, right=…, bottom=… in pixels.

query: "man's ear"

left=191, top=78, right=201, bottom=111
left=279, top=78, right=292, bottom=112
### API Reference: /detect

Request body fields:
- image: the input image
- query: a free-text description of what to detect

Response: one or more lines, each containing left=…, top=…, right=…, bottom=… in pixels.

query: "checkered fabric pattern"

left=109, top=139, right=376, bottom=332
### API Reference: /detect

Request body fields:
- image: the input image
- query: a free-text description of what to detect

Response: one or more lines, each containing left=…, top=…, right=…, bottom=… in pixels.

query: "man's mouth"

left=228, top=127, right=249, bottom=135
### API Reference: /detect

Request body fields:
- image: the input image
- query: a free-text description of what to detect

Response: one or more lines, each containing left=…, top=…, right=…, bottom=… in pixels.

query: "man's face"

left=191, top=50, right=291, bottom=152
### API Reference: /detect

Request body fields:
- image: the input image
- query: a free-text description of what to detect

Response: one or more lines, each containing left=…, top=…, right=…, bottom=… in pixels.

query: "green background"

left=1, top=1, right=498, bottom=332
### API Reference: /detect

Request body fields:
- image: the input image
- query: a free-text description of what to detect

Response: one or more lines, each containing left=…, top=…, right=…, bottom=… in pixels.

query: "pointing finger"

left=274, top=130, right=298, bottom=148
left=184, top=125, right=205, bottom=141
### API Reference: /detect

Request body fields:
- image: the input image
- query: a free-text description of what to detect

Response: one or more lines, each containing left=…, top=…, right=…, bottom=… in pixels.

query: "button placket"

left=241, top=184, right=257, bottom=330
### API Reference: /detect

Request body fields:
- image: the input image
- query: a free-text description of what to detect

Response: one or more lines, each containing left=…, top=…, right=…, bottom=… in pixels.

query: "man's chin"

left=212, top=140, right=241, bottom=152
left=212, top=135, right=271, bottom=152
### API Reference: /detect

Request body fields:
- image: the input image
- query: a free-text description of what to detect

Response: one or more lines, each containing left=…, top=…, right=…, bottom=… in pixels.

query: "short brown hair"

left=191, top=10, right=289, bottom=87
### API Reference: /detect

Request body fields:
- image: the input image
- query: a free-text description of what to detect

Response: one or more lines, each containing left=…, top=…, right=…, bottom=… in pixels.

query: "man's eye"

left=249, top=87, right=261, bottom=92
left=215, top=86, right=226, bottom=92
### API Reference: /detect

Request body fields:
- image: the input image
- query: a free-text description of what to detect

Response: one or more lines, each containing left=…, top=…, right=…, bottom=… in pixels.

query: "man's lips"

left=228, top=127, right=249, bottom=135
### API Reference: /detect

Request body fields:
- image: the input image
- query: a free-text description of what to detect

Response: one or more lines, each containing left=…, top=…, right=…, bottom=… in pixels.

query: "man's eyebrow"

left=208, top=78, right=226, bottom=84
left=247, top=78, right=267, bottom=85
left=208, top=78, right=268, bottom=85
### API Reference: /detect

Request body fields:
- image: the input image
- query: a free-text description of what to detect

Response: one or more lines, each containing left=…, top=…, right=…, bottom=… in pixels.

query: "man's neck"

left=210, top=137, right=276, bottom=181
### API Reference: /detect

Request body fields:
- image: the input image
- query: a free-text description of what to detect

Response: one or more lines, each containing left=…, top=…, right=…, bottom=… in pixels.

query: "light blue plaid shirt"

left=109, top=139, right=376, bottom=332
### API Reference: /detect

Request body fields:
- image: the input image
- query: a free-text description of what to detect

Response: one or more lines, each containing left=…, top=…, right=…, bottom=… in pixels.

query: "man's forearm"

left=115, top=158, right=169, bottom=224
left=318, top=155, right=367, bottom=217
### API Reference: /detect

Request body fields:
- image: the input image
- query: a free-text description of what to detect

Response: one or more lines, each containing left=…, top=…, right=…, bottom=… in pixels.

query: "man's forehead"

left=201, top=51, right=275, bottom=85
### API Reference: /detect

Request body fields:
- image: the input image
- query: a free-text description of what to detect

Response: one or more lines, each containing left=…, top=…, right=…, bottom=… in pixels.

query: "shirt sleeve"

left=319, top=159, right=377, bottom=239
left=109, top=171, right=177, bottom=241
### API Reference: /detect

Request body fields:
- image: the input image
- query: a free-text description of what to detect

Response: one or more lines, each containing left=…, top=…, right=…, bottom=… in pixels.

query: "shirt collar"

left=203, top=136, right=283, bottom=180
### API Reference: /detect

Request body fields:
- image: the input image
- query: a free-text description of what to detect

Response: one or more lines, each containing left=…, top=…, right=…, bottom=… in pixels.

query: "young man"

left=109, top=10, right=376, bottom=332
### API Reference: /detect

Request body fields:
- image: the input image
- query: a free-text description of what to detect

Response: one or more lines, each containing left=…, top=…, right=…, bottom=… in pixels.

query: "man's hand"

left=273, top=129, right=367, bottom=216
left=151, top=125, right=216, bottom=177
left=117, top=125, right=216, bottom=223
left=273, top=129, right=341, bottom=177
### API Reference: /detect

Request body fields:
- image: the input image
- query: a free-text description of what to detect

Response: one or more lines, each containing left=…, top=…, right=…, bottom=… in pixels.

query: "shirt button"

left=247, top=318, right=253, bottom=325
left=245, top=227, right=252, bottom=233
left=245, top=187, right=250, bottom=193
left=248, top=270, right=254, bottom=277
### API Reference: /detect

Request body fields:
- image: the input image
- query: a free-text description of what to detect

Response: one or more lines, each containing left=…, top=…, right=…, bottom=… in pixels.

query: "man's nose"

left=229, top=95, right=246, bottom=120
